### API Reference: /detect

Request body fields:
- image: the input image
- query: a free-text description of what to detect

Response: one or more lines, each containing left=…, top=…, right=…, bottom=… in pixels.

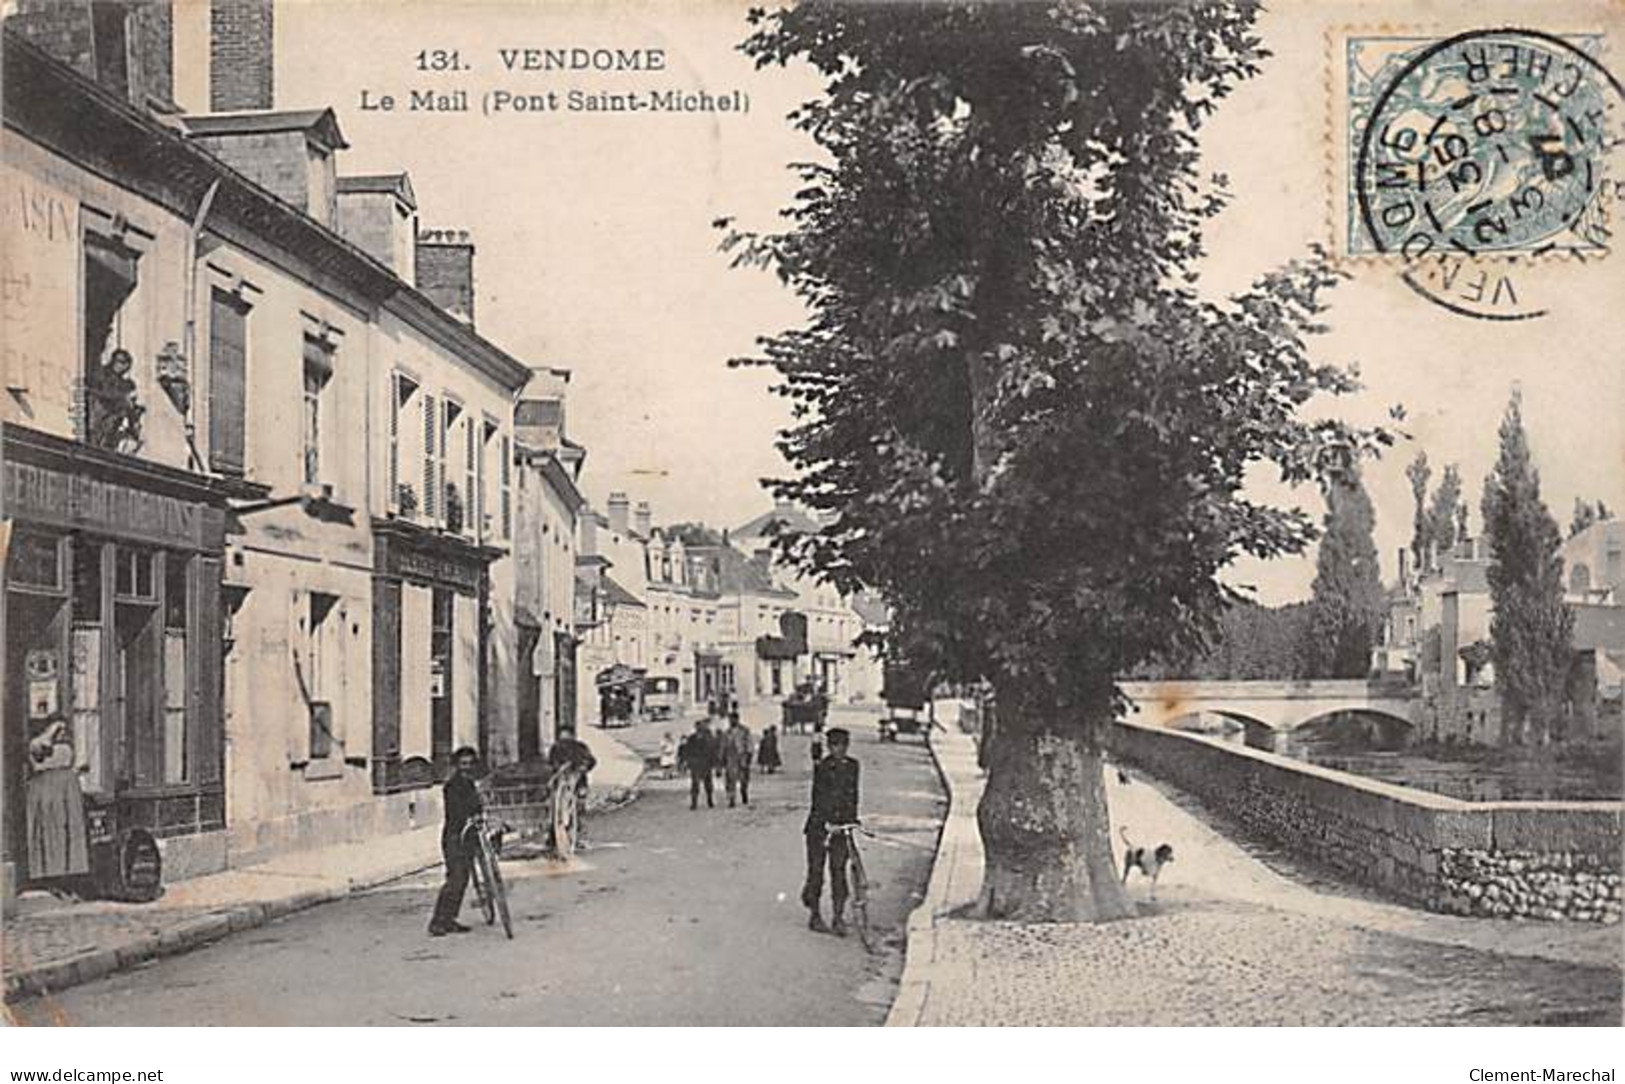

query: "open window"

left=82, top=227, right=144, bottom=453
left=301, top=328, right=338, bottom=490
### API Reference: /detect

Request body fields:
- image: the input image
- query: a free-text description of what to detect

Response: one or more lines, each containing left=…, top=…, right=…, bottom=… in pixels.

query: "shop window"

left=113, top=546, right=156, bottom=601
left=209, top=290, right=250, bottom=475
left=302, top=336, right=335, bottom=487
left=71, top=538, right=105, bottom=794
left=82, top=232, right=143, bottom=453
left=162, top=557, right=189, bottom=784
left=8, top=531, right=64, bottom=592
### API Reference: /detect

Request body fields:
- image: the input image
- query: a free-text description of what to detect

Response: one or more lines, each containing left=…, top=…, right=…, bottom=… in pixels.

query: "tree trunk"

left=975, top=692, right=1134, bottom=923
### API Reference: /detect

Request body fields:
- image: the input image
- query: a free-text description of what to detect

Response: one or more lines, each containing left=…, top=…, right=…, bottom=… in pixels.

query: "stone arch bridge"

left=1119, top=679, right=1418, bottom=747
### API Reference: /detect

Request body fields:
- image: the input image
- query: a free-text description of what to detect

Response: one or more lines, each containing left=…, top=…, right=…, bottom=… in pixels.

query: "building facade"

left=2, top=8, right=550, bottom=895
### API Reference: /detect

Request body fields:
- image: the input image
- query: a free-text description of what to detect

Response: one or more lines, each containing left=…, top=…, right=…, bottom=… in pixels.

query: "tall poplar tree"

left=728, top=1, right=1390, bottom=920
left=1481, top=391, right=1573, bottom=745
left=1300, top=469, right=1384, bottom=679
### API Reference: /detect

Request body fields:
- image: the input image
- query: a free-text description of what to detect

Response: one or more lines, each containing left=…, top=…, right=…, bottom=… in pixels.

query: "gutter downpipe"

left=182, top=180, right=220, bottom=473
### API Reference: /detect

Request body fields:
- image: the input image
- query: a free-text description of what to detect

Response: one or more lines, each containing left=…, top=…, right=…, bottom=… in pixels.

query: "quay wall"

left=1110, top=720, right=1622, bottom=923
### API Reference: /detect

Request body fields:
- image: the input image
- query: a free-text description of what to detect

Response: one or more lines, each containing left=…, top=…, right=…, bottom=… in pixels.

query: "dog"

left=1119, top=827, right=1174, bottom=897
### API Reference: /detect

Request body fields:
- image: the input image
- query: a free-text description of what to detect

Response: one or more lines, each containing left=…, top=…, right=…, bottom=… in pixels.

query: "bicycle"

left=824, top=822, right=875, bottom=953
left=548, top=767, right=583, bottom=861
left=462, top=810, right=513, bottom=940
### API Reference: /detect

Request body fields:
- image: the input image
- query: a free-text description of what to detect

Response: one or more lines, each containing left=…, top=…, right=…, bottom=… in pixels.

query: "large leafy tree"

left=728, top=1, right=1389, bottom=920
left=1299, top=469, right=1384, bottom=679
left=1482, top=391, right=1573, bottom=746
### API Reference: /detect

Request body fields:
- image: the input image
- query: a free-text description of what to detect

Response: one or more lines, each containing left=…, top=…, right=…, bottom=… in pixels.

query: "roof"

left=600, top=574, right=647, bottom=610
left=690, top=545, right=797, bottom=599
left=3, top=34, right=530, bottom=394
left=182, top=108, right=349, bottom=150
left=575, top=553, right=610, bottom=568
left=734, top=503, right=820, bottom=541
left=337, top=172, right=417, bottom=209
left=851, top=591, right=890, bottom=626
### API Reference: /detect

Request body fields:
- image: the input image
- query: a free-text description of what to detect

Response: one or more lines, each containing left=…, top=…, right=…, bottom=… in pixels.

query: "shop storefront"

left=369, top=518, right=499, bottom=793
left=2, top=425, right=227, bottom=898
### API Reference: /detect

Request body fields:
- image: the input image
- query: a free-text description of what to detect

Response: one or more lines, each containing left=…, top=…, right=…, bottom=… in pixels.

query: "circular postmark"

left=1356, top=28, right=1624, bottom=320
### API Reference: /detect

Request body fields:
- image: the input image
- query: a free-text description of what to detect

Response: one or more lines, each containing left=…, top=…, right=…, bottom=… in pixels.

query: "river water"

left=1185, top=714, right=1622, bottom=802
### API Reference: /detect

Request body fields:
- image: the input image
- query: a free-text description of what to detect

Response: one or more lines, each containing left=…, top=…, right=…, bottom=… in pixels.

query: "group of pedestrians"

left=667, top=707, right=783, bottom=810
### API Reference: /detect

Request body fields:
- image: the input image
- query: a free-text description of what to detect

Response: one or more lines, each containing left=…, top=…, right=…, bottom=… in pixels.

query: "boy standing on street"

left=801, top=727, right=859, bottom=935
left=429, top=746, right=482, bottom=937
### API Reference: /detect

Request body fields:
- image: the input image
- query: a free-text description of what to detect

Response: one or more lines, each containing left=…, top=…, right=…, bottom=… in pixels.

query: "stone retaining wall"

left=1110, top=720, right=1621, bottom=923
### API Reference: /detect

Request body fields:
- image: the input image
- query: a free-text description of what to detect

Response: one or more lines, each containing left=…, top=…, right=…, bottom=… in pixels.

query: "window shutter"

left=388, top=373, right=400, bottom=507
left=500, top=434, right=512, bottom=539
left=464, top=418, right=476, bottom=538
left=422, top=392, right=438, bottom=521
left=208, top=292, right=247, bottom=475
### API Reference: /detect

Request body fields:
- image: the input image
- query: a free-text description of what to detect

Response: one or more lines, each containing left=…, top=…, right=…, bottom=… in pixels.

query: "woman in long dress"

left=27, top=712, right=90, bottom=881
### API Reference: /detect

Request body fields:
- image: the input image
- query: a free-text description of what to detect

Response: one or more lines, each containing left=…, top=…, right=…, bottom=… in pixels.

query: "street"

left=10, top=717, right=945, bottom=1026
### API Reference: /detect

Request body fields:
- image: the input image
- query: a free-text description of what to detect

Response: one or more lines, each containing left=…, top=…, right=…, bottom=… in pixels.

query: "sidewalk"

left=887, top=729, right=1624, bottom=1026
left=2, top=735, right=644, bottom=1006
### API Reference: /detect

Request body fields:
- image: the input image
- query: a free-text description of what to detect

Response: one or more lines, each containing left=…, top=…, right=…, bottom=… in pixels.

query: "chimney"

left=607, top=492, right=631, bottom=536
left=416, top=229, right=476, bottom=325
left=1398, top=548, right=1409, bottom=587
left=514, top=367, right=568, bottom=451
left=9, top=0, right=178, bottom=112
left=210, top=0, right=273, bottom=111
left=579, top=511, right=598, bottom=556
left=634, top=502, right=652, bottom=540
left=336, top=175, right=417, bottom=277
left=184, top=109, right=347, bottom=227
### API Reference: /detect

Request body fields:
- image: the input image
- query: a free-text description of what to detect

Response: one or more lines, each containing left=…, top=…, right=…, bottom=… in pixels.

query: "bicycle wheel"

left=478, top=832, right=514, bottom=940
left=552, top=778, right=577, bottom=860
left=848, top=842, right=875, bottom=953
left=471, top=845, right=494, bottom=929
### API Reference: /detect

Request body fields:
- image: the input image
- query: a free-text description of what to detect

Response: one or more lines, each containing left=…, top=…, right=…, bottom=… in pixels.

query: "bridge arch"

left=1292, top=707, right=1414, bottom=749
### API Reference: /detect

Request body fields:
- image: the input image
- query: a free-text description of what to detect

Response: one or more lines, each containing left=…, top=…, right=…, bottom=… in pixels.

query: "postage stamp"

left=1337, top=28, right=1625, bottom=319
left=1346, top=29, right=1616, bottom=256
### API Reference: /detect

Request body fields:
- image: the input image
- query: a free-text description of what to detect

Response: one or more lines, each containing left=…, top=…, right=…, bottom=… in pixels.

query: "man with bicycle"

left=429, top=745, right=482, bottom=937
left=801, top=727, right=859, bottom=935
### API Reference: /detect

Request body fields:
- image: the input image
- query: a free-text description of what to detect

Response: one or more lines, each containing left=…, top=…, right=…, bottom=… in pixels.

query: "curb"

left=884, top=729, right=979, bottom=1028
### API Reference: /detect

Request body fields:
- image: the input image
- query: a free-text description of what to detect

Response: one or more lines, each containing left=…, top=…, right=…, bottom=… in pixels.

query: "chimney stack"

left=184, top=109, right=346, bottom=227
left=634, top=501, right=652, bottom=540
left=1398, top=548, right=1409, bottom=588
left=336, top=175, right=417, bottom=278
left=607, top=492, right=631, bottom=536
left=210, top=0, right=273, bottom=111
left=416, top=230, right=476, bottom=325
left=9, top=0, right=178, bottom=111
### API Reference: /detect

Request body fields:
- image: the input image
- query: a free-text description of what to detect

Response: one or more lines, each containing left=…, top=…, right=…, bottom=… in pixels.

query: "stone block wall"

left=1111, top=720, right=1621, bottom=924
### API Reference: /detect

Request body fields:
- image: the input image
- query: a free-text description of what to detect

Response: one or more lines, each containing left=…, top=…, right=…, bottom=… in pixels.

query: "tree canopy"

left=727, top=1, right=1392, bottom=716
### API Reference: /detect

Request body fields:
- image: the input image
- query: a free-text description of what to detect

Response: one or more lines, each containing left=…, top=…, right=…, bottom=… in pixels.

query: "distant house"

left=1374, top=520, right=1625, bottom=745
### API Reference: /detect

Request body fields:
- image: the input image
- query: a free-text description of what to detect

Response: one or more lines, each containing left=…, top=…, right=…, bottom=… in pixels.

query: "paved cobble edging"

left=885, top=727, right=984, bottom=1027
left=4, top=732, right=647, bottom=1006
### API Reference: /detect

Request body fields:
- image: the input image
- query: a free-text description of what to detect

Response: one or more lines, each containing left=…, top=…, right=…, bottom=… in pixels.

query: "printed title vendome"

left=498, top=48, right=666, bottom=72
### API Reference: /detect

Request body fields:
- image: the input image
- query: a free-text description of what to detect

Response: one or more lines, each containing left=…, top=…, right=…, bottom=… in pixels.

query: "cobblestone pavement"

left=897, top=729, right=1623, bottom=1027
left=917, top=905, right=1621, bottom=1026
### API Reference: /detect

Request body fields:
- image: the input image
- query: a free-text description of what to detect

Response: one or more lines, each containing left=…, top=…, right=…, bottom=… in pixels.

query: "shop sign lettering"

left=5, top=461, right=204, bottom=548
